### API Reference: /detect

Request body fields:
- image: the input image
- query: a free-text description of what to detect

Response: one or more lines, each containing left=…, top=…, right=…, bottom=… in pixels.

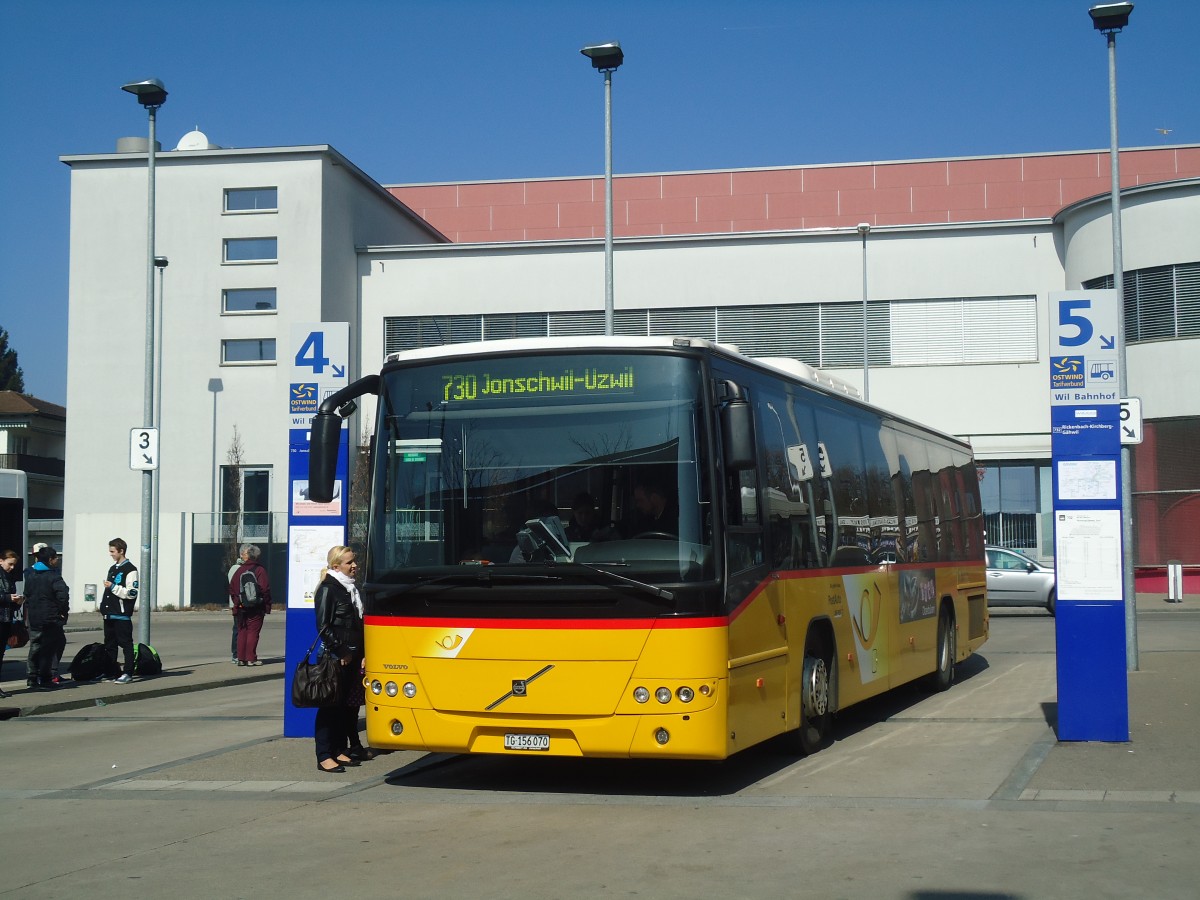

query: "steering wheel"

left=634, top=531, right=676, bottom=541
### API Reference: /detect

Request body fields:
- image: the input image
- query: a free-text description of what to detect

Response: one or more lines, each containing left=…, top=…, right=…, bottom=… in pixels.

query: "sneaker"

left=249, top=660, right=263, bottom=666
left=231, top=657, right=238, bottom=664
left=114, top=674, right=133, bottom=684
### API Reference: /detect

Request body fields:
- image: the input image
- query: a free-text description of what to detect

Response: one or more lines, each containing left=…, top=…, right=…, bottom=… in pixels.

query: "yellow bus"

left=308, top=336, right=988, bottom=760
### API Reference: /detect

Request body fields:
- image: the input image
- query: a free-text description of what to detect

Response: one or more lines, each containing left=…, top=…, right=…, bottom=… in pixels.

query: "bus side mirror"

left=306, top=373, right=379, bottom=503
left=308, top=412, right=341, bottom=503
left=719, top=381, right=756, bottom=471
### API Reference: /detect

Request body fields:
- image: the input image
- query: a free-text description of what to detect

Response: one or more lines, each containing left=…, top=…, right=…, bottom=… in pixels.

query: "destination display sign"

left=442, top=365, right=636, bottom=402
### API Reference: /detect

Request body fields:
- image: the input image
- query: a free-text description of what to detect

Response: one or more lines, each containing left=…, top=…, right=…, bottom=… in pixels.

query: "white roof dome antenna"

left=175, top=128, right=220, bottom=151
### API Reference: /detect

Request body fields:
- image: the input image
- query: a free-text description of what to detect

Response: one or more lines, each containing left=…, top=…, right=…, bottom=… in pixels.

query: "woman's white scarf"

left=330, top=568, right=363, bottom=617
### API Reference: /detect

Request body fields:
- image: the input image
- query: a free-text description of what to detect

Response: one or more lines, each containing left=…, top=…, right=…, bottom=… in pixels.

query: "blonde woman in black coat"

left=313, top=545, right=367, bottom=773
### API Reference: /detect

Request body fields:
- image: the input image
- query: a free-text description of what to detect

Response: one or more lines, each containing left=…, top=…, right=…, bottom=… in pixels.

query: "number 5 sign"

left=1049, top=290, right=1121, bottom=407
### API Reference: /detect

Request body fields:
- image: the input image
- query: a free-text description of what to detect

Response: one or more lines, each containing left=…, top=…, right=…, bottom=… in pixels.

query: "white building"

left=59, top=136, right=1200, bottom=608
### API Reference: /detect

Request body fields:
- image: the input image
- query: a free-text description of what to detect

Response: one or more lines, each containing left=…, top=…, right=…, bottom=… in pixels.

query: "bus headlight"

left=385, top=681, right=399, bottom=697
left=402, top=682, right=417, bottom=699
left=370, top=680, right=383, bottom=695
left=654, top=728, right=670, bottom=745
left=676, top=686, right=694, bottom=703
left=634, top=686, right=650, bottom=704
left=655, top=687, right=672, bottom=704
left=390, top=720, right=404, bottom=736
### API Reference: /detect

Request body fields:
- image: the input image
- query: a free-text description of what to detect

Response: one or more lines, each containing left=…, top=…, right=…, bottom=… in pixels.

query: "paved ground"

left=0, top=596, right=1196, bottom=898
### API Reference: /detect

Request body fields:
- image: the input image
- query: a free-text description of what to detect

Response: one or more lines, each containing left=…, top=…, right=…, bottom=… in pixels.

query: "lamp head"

left=581, top=42, right=624, bottom=71
left=122, top=79, right=168, bottom=108
left=857, top=223, right=871, bottom=236
left=1089, top=2, right=1133, bottom=33
left=154, top=256, right=169, bottom=269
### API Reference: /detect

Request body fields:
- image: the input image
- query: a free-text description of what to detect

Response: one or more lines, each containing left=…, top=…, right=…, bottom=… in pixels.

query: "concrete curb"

left=14, top=670, right=283, bottom=716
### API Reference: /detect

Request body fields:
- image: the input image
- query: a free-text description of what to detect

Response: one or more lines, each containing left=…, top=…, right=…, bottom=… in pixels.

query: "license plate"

left=503, top=733, right=550, bottom=751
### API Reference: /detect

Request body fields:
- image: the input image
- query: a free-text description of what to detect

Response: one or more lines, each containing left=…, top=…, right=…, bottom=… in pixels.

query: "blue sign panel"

left=1050, top=405, right=1121, bottom=457
left=290, top=383, right=318, bottom=415
left=284, top=322, right=351, bottom=737
left=1048, top=290, right=1128, bottom=743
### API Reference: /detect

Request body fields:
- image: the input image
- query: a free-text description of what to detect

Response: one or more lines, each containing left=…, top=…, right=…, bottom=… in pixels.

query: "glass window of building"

left=221, top=466, right=273, bottom=541
left=222, top=338, right=276, bottom=364
left=224, top=237, right=277, bottom=263
left=223, top=288, right=277, bottom=314
left=224, top=188, right=278, bottom=213
left=979, top=463, right=1050, bottom=558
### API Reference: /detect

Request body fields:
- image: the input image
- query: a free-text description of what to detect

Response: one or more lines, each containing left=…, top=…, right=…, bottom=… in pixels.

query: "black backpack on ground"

left=69, top=643, right=110, bottom=682
left=239, top=569, right=263, bottom=610
left=133, top=643, right=162, bottom=677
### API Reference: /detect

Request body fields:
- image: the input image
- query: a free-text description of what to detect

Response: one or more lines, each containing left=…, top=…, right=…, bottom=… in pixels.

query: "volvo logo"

left=486, top=664, right=554, bottom=710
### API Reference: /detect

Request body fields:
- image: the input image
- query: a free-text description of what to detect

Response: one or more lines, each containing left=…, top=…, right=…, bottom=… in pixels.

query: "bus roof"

left=381, top=336, right=969, bottom=451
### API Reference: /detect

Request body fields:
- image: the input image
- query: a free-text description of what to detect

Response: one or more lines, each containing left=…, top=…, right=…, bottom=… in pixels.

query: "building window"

left=1131, top=418, right=1200, bottom=566
left=221, top=466, right=273, bottom=541
left=224, top=237, right=277, bottom=263
left=1084, top=261, right=1200, bottom=343
left=383, top=295, right=1037, bottom=368
left=224, top=187, right=278, bottom=213
left=222, top=338, right=276, bottom=364
left=223, top=288, right=277, bottom=314
left=978, top=462, right=1051, bottom=559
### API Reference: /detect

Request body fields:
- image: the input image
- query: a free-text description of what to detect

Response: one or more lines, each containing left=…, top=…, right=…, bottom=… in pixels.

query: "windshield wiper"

left=564, top=561, right=675, bottom=602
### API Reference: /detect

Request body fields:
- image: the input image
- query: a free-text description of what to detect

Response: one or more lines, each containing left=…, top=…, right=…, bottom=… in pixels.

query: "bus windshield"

left=368, top=351, right=714, bottom=591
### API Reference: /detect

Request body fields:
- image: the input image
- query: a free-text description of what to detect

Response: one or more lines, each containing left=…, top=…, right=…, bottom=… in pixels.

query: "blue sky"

left=1, top=0, right=1196, bottom=405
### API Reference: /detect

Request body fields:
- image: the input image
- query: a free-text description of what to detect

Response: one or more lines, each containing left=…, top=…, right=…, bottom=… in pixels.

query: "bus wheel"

left=927, top=606, right=956, bottom=692
left=791, top=650, right=831, bottom=755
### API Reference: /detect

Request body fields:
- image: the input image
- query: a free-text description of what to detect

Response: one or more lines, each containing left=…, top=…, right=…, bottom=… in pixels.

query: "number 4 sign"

left=288, top=323, right=349, bottom=428
left=292, top=324, right=348, bottom=380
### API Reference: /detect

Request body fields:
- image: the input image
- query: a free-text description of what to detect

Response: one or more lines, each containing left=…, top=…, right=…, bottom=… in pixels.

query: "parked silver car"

left=985, top=546, right=1056, bottom=616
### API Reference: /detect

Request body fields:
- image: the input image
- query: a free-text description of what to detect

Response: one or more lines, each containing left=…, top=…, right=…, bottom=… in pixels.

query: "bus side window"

left=760, top=391, right=812, bottom=570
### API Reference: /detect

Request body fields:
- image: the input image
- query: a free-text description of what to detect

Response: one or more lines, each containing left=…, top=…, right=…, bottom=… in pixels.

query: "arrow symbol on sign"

left=1100, top=335, right=1116, bottom=350
left=332, top=364, right=345, bottom=378
left=143, top=454, right=152, bottom=463
left=1123, top=426, right=1135, bottom=437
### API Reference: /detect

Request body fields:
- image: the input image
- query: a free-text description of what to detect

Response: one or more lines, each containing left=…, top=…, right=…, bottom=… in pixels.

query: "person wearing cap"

left=23, top=543, right=67, bottom=684
left=100, top=538, right=139, bottom=684
left=23, top=545, right=69, bottom=690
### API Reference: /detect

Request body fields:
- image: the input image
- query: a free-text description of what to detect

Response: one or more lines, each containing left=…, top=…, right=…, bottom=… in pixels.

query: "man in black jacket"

left=100, top=538, right=139, bottom=683
left=24, top=545, right=69, bottom=690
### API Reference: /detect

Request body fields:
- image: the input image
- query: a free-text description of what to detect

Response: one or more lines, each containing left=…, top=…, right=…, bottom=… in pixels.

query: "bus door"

left=717, top=377, right=788, bottom=750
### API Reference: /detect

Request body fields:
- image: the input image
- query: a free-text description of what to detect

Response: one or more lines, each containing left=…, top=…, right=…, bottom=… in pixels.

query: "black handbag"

left=290, top=637, right=345, bottom=708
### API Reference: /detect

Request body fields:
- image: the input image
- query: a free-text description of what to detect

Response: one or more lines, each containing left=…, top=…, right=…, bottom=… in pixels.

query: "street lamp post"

left=857, top=223, right=871, bottom=402
left=152, top=256, right=168, bottom=613
left=122, top=78, right=167, bottom=646
left=1088, top=2, right=1137, bottom=671
left=580, top=41, right=624, bottom=336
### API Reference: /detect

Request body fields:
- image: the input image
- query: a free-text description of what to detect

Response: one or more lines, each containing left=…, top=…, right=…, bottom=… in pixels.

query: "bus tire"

left=926, top=605, right=956, bottom=693
left=786, top=635, right=832, bottom=755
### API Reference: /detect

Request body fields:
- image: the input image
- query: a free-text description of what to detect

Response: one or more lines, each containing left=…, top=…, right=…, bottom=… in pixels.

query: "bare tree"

left=222, top=425, right=245, bottom=573
left=348, top=427, right=373, bottom=550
